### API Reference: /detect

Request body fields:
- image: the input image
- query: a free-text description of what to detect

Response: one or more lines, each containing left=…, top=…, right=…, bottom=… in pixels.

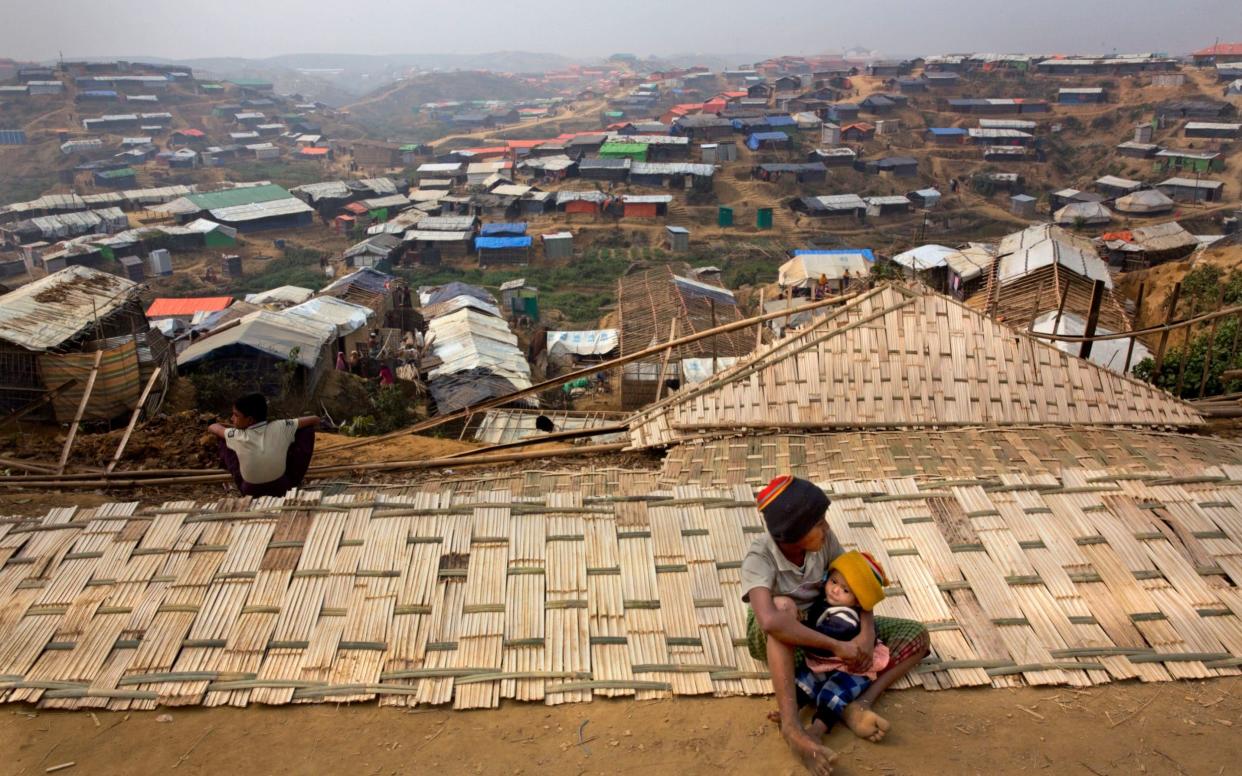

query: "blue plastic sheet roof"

left=793, top=248, right=876, bottom=262
left=927, top=127, right=968, bottom=136
left=475, top=236, right=533, bottom=249
left=480, top=222, right=528, bottom=236
left=748, top=131, right=790, bottom=141
left=764, top=115, right=797, bottom=127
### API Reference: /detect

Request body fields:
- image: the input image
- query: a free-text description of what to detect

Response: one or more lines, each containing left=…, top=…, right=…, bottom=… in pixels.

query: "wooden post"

left=1152, top=282, right=1181, bottom=378
left=1027, top=277, right=1047, bottom=331
left=653, top=319, right=679, bottom=402
left=1051, top=276, right=1070, bottom=336
left=1078, top=279, right=1106, bottom=361
left=1198, top=290, right=1227, bottom=398
left=56, top=350, right=104, bottom=475
left=105, top=367, right=162, bottom=474
left=1123, top=282, right=1145, bottom=374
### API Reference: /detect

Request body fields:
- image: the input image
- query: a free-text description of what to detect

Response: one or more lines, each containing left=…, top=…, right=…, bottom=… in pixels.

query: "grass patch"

left=232, top=246, right=329, bottom=294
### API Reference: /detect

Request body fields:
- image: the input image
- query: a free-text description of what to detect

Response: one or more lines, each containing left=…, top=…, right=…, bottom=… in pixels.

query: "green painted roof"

left=229, top=79, right=273, bottom=88
left=185, top=183, right=293, bottom=210
left=598, top=142, right=649, bottom=158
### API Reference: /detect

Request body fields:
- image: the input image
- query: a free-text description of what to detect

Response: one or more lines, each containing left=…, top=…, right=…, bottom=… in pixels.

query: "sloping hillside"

left=345, top=71, right=560, bottom=135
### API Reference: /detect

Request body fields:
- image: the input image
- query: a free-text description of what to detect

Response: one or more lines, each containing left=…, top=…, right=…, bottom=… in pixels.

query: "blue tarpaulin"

left=927, top=127, right=967, bottom=136
left=0, top=130, right=27, bottom=145
left=747, top=131, right=790, bottom=150
left=794, top=248, right=876, bottom=262
left=764, top=115, right=796, bottom=127
left=476, top=236, right=533, bottom=249
left=480, top=223, right=528, bottom=236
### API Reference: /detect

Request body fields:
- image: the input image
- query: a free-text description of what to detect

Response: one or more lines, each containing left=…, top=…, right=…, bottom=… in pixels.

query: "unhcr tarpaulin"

left=546, top=329, right=619, bottom=357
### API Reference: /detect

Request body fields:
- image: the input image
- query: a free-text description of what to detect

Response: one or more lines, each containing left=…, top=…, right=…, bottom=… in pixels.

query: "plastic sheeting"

left=285, top=296, right=373, bottom=336
left=547, top=329, right=619, bottom=357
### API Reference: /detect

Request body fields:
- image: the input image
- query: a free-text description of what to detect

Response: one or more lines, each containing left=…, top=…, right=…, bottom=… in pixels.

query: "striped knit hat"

left=829, top=551, right=889, bottom=611
left=756, top=475, right=829, bottom=544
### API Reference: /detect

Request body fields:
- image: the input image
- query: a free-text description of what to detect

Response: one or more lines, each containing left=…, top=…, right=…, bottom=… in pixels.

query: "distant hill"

left=344, top=71, right=563, bottom=136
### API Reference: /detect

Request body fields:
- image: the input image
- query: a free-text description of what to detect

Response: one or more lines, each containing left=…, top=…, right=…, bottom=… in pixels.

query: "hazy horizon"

left=3, top=0, right=1239, bottom=63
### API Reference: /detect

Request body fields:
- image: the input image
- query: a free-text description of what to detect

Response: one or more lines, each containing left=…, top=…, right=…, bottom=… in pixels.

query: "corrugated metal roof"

left=405, top=229, right=473, bottom=242
left=1159, top=177, right=1223, bottom=189
left=556, top=191, right=609, bottom=204
left=623, top=195, right=673, bottom=204
left=630, top=162, right=715, bottom=176
left=0, top=266, right=138, bottom=351
left=997, top=224, right=1111, bottom=286
left=284, top=296, right=373, bottom=336
left=418, top=215, right=477, bottom=231
left=177, top=310, right=334, bottom=370
left=427, top=307, right=531, bottom=384
left=209, top=197, right=312, bottom=223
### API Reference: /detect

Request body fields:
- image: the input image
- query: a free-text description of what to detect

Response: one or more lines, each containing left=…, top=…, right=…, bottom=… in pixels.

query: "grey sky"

left=3, top=0, right=1238, bottom=62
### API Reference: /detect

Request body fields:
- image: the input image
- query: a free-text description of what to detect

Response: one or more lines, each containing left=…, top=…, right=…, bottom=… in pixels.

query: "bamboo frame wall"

left=616, top=265, right=754, bottom=410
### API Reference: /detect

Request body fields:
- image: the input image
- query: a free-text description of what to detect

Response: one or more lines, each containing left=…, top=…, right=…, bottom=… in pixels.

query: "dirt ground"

left=1, top=679, right=1237, bottom=776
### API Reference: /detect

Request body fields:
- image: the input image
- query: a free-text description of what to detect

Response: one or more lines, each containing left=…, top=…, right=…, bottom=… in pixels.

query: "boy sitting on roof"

left=208, top=393, right=319, bottom=498
left=743, top=476, right=930, bottom=775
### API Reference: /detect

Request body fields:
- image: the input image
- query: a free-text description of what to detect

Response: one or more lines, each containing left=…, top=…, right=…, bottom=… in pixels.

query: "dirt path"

left=427, top=98, right=609, bottom=149
left=2, top=679, right=1236, bottom=775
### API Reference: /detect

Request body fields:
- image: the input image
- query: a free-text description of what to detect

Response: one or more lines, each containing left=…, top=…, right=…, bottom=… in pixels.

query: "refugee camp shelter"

left=1099, top=222, right=1200, bottom=270
left=177, top=310, right=336, bottom=396
left=1053, top=201, right=1113, bottom=226
left=0, top=265, right=170, bottom=421
left=616, top=265, right=754, bottom=410
left=791, top=194, right=867, bottom=220
left=1157, top=177, right=1224, bottom=203
left=319, top=267, right=407, bottom=324
left=967, top=223, right=1128, bottom=331
left=1113, top=188, right=1176, bottom=216
left=779, top=249, right=874, bottom=294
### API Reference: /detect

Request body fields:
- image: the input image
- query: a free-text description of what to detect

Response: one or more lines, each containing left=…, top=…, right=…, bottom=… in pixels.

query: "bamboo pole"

left=1198, top=290, right=1226, bottom=399
left=754, top=288, right=766, bottom=349
left=1123, top=282, right=1145, bottom=374
left=327, top=288, right=861, bottom=452
left=105, top=367, right=162, bottom=474
left=0, top=442, right=630, bottom=490
left=56, top=350, right=104, bottom=476
left=670, top=419, right=1199, bottom=431
left=1153, top=282, right=1180, bottom=378
left=653, top=319, right=679, bottom=403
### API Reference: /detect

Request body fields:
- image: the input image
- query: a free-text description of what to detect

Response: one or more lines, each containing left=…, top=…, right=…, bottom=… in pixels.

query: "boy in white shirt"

left=208, top=393, right=319, bottom=497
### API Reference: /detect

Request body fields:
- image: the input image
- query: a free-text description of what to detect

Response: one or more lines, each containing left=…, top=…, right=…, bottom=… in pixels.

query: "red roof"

left=702, top=99, right=727, bottom=114
left=299, top=146, right=329, bottom=156
left=342, top=202, right=369, bottom=214
left=462, top=145, right=507, bottom=155
left=147, top=297, right=233, bottom=317
left=506, top=139, right=547, bottom=149
left=175, top=128, right=206, bottom=137
left=1194, top=43, right=1242, bottom=57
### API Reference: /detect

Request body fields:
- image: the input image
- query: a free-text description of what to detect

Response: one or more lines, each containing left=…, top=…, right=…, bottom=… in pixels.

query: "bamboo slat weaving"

left=2, top=467, right=1241, bottom=710
left=628, top=286, right=1203, bottom=449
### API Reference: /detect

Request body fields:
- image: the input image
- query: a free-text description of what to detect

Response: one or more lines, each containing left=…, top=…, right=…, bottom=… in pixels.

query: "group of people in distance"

left=205, top=388, right=923, bottom=774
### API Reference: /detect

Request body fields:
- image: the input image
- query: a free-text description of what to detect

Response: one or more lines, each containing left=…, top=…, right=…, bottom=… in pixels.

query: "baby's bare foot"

left=841, top=701, right=891, bottom=743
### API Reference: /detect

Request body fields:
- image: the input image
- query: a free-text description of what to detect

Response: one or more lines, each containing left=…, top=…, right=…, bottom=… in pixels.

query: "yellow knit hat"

left=829, top=551, right=889, bottom=611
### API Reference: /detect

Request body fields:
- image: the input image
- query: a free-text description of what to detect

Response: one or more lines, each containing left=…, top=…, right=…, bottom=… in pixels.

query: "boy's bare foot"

left=841, top=701, right=890, bottom=742
left=781, top=724, right=837, bottom=776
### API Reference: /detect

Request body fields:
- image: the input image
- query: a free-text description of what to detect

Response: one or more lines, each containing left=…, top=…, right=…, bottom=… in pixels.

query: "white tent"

left=778, top=251, right=872, bottom=289
left=891, top=244, right=955, bottom=271
left=1053, top=201, right=1113, bottom=226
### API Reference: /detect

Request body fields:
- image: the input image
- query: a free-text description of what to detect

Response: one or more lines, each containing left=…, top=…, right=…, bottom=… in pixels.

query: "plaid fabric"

left=746, top=609, right=929, bottom=668
left=795, top=666, right=871, bottom=718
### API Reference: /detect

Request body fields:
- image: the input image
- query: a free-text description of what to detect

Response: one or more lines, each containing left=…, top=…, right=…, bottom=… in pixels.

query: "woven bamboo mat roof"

left=659, top=429, right=1242, bottom=488
left=627, top=286, right=1202, bottom=449
left=2, top=468, right=1241, bottom=710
